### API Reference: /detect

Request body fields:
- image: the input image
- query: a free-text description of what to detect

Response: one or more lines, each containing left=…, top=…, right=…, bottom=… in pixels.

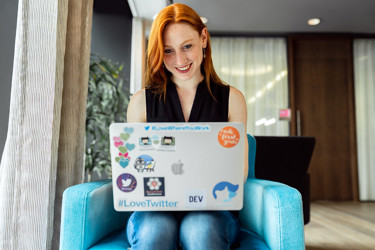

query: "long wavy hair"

left=145, top=3, right=225, bottom=99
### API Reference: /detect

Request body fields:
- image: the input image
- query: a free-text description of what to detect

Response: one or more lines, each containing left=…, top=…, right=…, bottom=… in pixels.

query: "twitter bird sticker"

left=117, top=173, right=137, bottom=192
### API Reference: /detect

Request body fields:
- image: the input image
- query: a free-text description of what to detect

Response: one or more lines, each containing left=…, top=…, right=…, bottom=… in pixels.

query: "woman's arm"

left=228, top=86, right=249, bottom=181
left=127, top=89, right=147, bottom=123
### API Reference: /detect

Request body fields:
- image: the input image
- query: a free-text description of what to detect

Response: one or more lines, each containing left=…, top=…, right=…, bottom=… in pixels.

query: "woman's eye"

left=184, top=44, right=192, bottom=50
left=164, top=49, right=173, bottom=54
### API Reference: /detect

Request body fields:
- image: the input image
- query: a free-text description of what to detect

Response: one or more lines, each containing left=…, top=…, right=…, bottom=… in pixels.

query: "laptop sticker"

left=152, top=135, right=160, bottom=145
left=161, top=136, right=175, bottom=146
left=124, top=127, right=134, bottom=134
left=213, top=181, right=239, bottom=202
left=185, top=189, right=207, bottom=208
left=134, top=155, right=156, bottom=172
left=138, top=135, right=176, bottom=151
left=116, top=173, right=137, bottom=192
left=125, top=143, right=135, bottom=151
left=113, top=127, right=136, bottom=168
left=171, top=160, right=184, bottom=175
left=139, top=136, right=154, bottom=151
left=144, top=177, right=165, bottom=197
left=218, top=126, right=240, bottom=148
left=118, top=199, right=178, bottom=209
left=139, top=137, right=152, bottom=145
left=158, top=136, right=176, bottom=151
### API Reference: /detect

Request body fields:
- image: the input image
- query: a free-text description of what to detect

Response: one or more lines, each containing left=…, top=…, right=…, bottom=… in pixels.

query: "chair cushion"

left=89, top=229, right=130, bottom=249
left=88, top=228, right=269, bottom=249
left=237, top=229, right=270, bottom=250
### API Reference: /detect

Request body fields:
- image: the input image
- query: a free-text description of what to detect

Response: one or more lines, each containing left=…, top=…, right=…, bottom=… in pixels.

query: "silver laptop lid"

left=110, top=122, right=245, bottom=211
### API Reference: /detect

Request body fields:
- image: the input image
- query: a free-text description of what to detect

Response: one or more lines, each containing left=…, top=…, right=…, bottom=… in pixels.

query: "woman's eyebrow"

left=164, top=39, right=194, bottom=48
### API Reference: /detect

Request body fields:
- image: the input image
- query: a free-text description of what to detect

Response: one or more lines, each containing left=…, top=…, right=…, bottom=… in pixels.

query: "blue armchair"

left=60, top=135, right=305, bottom=249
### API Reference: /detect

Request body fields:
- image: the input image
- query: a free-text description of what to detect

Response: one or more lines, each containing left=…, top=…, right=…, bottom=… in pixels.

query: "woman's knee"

left=179, top=211, right=240, bottom=249
left=127, top=212, right=179, bottom=249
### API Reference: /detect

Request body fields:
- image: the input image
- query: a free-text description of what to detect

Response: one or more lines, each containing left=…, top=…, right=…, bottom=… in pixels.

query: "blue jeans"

left=126, top=211, right=240, bottom=250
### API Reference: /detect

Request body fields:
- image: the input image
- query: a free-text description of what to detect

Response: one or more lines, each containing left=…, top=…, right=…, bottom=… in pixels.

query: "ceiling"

left=123, top=0, right=375, bottom=35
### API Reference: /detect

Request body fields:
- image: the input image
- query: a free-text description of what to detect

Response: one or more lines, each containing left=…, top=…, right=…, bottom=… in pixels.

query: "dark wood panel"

left=288, top=36, right=358, bottom=200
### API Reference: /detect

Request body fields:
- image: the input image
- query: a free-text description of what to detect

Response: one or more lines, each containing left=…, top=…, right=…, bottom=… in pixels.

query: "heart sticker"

left=124, top=127, right=134, bottom=134
left=119, top=158, right=130, bottom=168
left=125, top=143, right=135, bottom=151
left=120, top=133, right=130, bottom=141
left=118, top=146, right=128, bottom=154
left=113, top=136, right=122, bottom=142
left=114, top=141, right=124, bottom=147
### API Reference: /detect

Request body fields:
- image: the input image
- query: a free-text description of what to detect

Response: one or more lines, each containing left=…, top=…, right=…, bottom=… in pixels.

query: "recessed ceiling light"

left=308, top=18, right=321, bottom=26
left=200, top=17, right=208, bottom=24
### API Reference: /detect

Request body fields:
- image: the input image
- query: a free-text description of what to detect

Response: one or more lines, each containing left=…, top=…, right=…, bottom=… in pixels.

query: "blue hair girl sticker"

left=212, top=182, right=239, bottom=202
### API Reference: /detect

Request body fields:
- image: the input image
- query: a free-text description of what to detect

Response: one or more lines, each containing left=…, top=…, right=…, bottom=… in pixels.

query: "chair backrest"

left=247, top=134, right=257, bottom=179
left=254, top=136, right=315, bottom=179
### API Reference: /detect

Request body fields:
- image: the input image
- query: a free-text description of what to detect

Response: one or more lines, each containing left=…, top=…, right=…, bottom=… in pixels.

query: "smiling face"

left=163, top=22, right=207, bottom=85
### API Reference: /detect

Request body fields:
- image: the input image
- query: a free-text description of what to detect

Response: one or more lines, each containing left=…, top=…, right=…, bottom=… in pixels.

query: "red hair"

left=145, top=3, right=225, bottom=98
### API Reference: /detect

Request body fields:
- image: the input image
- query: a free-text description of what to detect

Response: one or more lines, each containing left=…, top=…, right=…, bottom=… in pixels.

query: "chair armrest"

left=239, top=179, right=305, bottom=250
left=60, top=179, right=131, bottom=250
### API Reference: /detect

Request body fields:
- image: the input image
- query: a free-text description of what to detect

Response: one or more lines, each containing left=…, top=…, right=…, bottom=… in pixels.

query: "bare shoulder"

left=127, top=89, right=146, bottom=123
left=228, top=86, right=247, bottom=123
left=131, top=89, right=146, bottom=102
left=229, top=86, right=246, bottom=102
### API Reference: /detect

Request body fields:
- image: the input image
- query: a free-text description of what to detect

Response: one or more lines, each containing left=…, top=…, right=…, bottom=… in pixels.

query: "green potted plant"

left=85, top=54, right=130, bottom=181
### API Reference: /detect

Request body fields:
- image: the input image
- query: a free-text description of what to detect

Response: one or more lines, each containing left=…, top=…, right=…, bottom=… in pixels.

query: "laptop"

left=109, top=122, right=245, bottom=211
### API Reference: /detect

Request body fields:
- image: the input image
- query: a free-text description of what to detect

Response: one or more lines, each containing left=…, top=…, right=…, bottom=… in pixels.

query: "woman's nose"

left=175, top=51, right=187, bottom=65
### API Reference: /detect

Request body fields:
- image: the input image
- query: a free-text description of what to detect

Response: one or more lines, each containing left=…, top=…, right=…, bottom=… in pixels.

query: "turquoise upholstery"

left=60, top=135, right=305, bottom=249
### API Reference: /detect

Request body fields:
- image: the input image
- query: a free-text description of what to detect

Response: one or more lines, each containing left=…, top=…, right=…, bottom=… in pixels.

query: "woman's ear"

left=201, top=28, right=208, bottom=48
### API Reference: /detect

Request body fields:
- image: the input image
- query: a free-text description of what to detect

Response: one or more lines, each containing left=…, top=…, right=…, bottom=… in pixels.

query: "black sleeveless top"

left=145, top=80, right=239, bottom=218
left=146, top=80, right=229, bottom=122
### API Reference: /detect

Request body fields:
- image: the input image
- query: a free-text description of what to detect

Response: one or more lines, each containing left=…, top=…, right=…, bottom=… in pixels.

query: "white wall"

left=0, top=0, right=19, bottom=158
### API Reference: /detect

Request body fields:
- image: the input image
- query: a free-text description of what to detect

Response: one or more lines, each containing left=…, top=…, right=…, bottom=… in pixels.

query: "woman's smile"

left=176, top=63, right=192, bottom=73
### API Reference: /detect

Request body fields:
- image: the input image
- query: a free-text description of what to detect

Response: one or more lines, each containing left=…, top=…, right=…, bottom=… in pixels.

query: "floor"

left=304, top=201, right=375, bottom=250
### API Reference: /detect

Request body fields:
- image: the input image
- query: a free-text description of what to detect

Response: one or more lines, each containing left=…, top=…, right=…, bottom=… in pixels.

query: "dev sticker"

left=218, top=126, right=240, bottom=148
left=116, top=173, right=137, bottom=192
left=185, top=189, right=207, bottom=208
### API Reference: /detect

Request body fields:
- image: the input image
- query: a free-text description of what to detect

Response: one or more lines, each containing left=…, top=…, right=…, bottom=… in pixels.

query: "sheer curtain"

left=211, top=37, right=289, bottom=136
left=353, top=39, right=375, bottom=201
left=0, top=0, right=93, bottom=248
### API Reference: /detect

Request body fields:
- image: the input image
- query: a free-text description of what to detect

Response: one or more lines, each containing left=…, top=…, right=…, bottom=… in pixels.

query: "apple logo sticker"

left=171, top=160, right=184, bottom=175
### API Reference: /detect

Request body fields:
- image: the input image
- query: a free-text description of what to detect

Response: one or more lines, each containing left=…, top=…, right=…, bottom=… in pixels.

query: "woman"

left=126, top=3, right=248, bottom=249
